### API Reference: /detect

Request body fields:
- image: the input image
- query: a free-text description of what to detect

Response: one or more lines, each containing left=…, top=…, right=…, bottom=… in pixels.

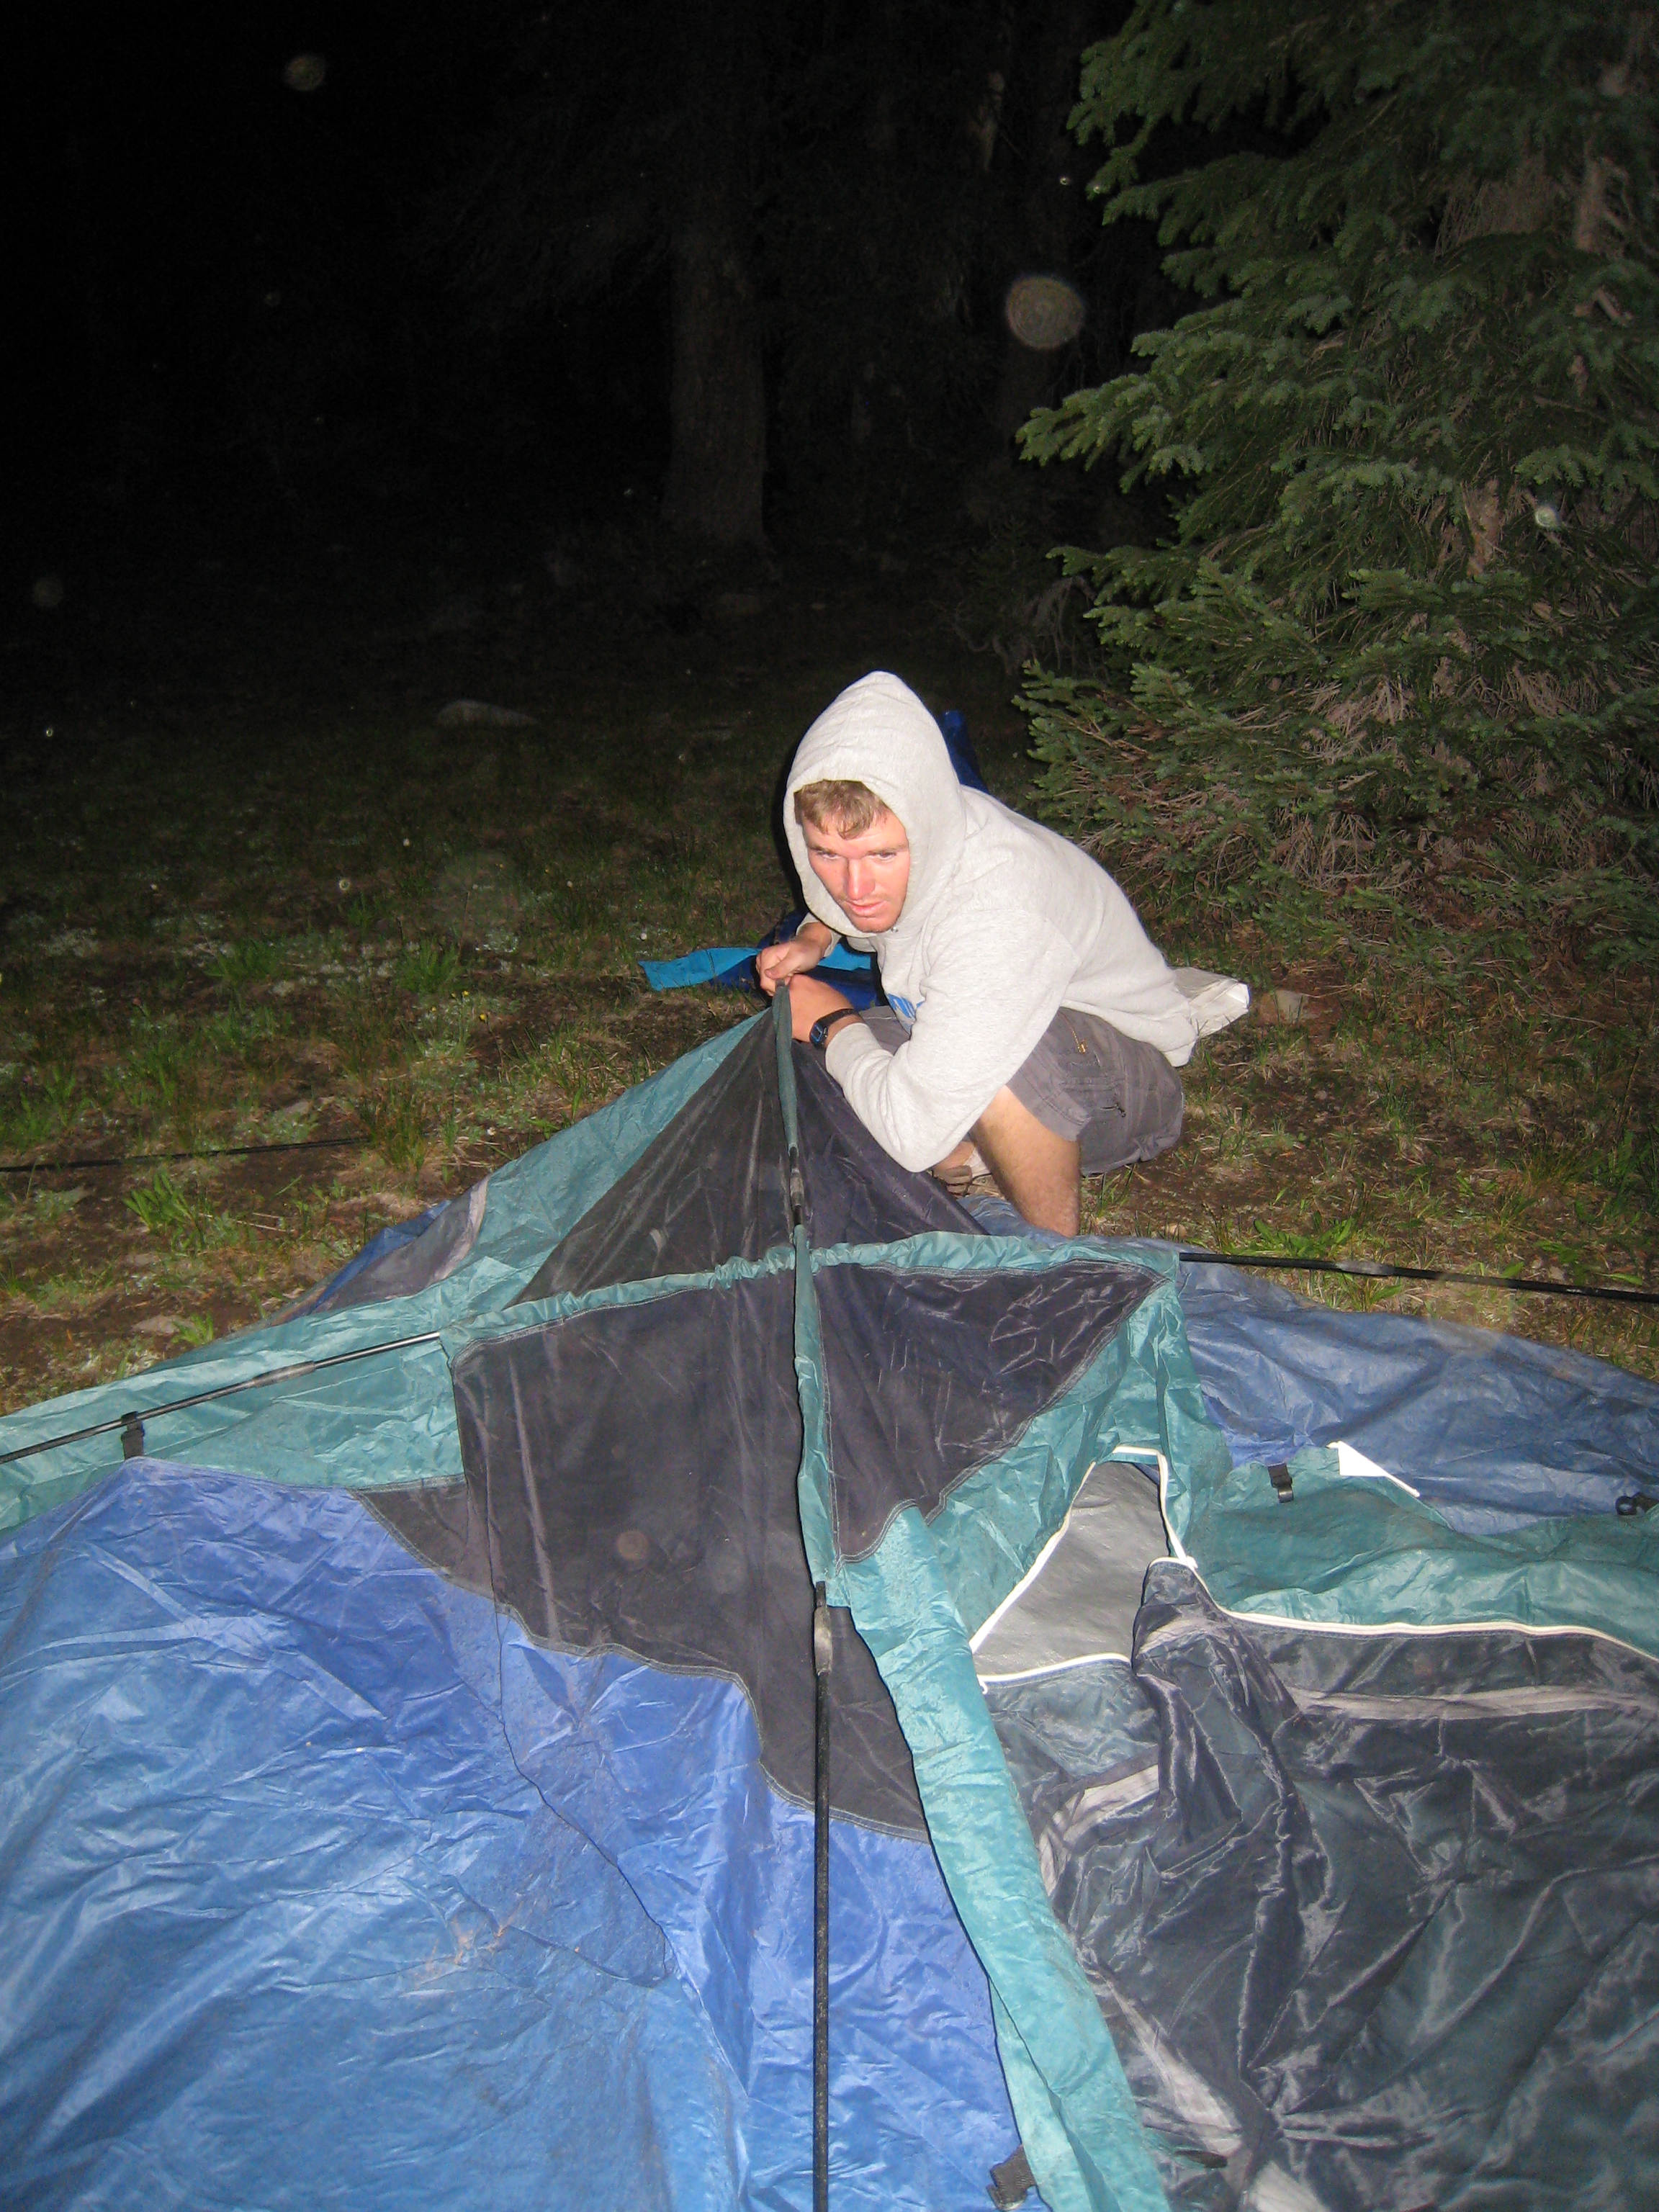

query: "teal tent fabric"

left=778, top=1010, right=1172, bottom=2212
left=1169, top=1441, right=1659, bottom=1661
left=0, top=1024, right=752, bottom=1527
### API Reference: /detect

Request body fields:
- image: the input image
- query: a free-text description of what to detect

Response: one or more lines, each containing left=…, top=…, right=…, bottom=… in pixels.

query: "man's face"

left=802, top=808, right=911, bottom=933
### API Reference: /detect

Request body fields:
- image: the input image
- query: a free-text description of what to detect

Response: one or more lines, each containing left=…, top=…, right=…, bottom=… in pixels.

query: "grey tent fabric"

left=989, top=1564, right=1659, bottom=2210
left=974, top=1459, right=1171, bottom=1680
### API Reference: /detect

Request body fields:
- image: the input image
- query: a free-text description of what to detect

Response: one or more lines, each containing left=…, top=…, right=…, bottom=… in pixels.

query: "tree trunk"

left=993, top=0, right=1093, bottom=447
left=660, top=187, right=767, bottom=545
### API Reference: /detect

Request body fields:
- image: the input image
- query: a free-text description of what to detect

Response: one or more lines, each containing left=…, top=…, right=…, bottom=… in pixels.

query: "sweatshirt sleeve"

left=823, top=909, right=1079, bottom=1171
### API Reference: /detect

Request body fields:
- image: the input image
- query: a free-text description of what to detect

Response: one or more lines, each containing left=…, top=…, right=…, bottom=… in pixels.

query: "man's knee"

left=972, top=1088, right=1081, bottom=1237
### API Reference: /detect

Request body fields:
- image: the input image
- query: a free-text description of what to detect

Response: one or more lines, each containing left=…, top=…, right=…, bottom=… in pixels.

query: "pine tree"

left=1020, top=1, right=1658, bottom=954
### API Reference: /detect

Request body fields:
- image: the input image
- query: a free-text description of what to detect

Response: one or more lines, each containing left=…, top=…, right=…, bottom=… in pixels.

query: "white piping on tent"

left=971, top=1447, right=1170, bottom=1683
left=974, top=1442, right=1656, bottom=1686
left=976, top=1649, right=1136, bottom=1685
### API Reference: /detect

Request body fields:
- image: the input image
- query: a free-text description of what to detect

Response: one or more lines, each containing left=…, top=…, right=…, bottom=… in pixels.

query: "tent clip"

left=1268, top=1462, right=1295, bottom=1505
left=788, top=1144, right=806, bottom=1231
left=987, top=2145, right=1035, bottom=2208
left=1616, top=1490, right=1657, bottom=1518
left=120, top=1413, right=145, bottom=1459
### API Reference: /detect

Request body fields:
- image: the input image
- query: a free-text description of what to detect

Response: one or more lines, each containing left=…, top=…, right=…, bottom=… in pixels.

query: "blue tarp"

left=0, top=1462, right=1015, bottom=2211
left=1175, top=1261, right=1659, bottom=1529
left=641, top=940, right=878, bottom=994
left=964, top=1200, right=1659, bottom=1530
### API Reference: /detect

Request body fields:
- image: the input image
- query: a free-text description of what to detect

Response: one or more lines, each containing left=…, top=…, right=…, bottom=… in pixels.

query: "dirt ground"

left=3, top=502, right=1655, bottom=1413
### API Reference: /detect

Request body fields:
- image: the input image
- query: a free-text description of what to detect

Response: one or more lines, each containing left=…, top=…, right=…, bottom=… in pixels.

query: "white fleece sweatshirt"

left=783, top=672, right=1246, bottom=1172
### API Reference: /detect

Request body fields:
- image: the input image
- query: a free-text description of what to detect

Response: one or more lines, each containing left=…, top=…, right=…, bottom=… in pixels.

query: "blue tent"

left=3, top=998, right=1655, bottom=2211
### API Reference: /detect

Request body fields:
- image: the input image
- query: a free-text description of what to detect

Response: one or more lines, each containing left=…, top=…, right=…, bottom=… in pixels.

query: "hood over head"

left=783, top=673, right=966, bottom=940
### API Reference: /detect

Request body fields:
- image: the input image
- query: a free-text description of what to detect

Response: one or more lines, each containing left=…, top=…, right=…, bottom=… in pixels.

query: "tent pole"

left=812, top=1581, right=832, bottom=2212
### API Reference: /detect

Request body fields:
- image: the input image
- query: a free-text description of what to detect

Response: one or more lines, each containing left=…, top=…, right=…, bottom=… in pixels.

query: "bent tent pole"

left=813, top=1582, right=832, bottom=2212
left=0, top=1331, right=446, bottom=1467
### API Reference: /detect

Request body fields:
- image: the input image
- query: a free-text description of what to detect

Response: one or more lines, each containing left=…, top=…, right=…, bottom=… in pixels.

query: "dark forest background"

left=6, top=0, right=1160, bottom=556
left=7, top=0, right=1653, bottom=947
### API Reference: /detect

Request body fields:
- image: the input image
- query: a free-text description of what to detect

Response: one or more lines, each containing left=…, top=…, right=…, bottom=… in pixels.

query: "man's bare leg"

left=972, top=1087, right=1081, bottom=1236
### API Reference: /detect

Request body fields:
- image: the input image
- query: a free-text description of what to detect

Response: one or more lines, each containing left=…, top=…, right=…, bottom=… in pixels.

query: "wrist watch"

left=809, top=1007, right=862, bottom=1051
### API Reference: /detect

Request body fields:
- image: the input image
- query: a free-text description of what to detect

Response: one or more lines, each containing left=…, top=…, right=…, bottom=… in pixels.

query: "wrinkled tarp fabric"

left=775, top=1005, right=1171, bottom=2212
left=1175, top=1259, right=1659, bottom=1528
left=441, top=1267, right=927, bottom=1831
left=418, top=1004, right=1177, bottom=2211
left=971, top=1458, right=1170, bottom=1678
left=0, top=1463, right=1017, bottom=2211
left=301, top=1179, right=487, bottom=1315
left=777, top=1240, right=1172, bottom=2201
left=809, top=1248, right=1236, bottom=2212
left=4, top=1000, right=1658, bottom=2212
left=991, top=1563, right=1659, bottom=2212
left=1172, top=1439, right=1659, bottom=1661
left=962, top=1201, right=1659, bottom=1534
left=294, top=1197, right=444, bottom=1311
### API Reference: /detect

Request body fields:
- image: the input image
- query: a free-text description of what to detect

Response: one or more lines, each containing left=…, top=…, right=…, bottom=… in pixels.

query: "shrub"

left=1020, top=1, right=1658, bottom=956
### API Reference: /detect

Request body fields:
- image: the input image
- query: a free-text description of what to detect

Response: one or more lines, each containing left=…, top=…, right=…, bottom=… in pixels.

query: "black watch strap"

left=809, top=1007, right=862, bottom=1051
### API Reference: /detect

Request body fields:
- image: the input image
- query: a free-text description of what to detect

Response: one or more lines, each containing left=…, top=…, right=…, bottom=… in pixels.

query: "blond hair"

left=794, top=778, right=886, bottom=837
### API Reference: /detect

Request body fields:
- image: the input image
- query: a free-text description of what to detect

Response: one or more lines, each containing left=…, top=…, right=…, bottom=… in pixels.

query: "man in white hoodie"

left=758, top=671, right=1246, bottom=1236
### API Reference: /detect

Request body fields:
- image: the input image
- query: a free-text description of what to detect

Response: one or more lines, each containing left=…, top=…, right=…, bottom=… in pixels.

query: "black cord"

left=1177, top=1250, right=1659, bottom=1308
left=0, top=1136, right=363, bottom=1177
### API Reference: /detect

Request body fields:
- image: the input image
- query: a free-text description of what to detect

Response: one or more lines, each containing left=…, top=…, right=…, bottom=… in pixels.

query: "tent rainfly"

left=2, top=992, right=1657, bottom=2212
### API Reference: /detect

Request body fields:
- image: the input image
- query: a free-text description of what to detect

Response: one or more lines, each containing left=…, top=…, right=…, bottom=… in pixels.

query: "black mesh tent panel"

left=513, top=1026, right=978, bottom=1305
left=792, top=1048, right=981, bottom=1248
left=391, top=1276, right=925, bottom=1832
left=819, top=1260, right=1156, bottom=1560
left=382, top=1015, right=1161, bottom=1833
left=516, top=1022, right=793, bottom=1303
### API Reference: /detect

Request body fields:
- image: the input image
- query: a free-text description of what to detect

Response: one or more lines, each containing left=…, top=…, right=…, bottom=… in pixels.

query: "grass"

left=124, top=1169, right=202, bottom=1244
left=210, top=940, right=284, bottom=1004
left=1080, top=938, right=1658, bottom=1372
left=395, top=940, right=462, bottom=997
left=1, top=514, right=1654, bottom=1412
left=357, top=1079, right=432, bottom=1175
